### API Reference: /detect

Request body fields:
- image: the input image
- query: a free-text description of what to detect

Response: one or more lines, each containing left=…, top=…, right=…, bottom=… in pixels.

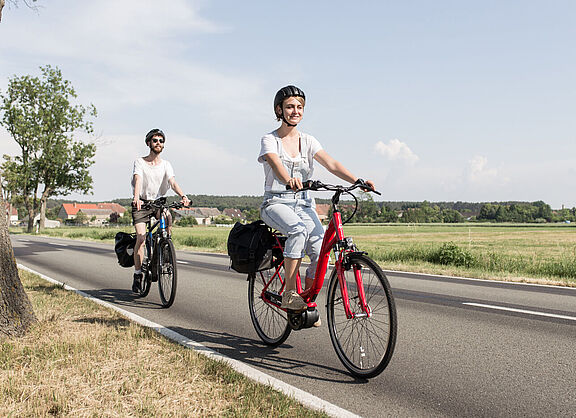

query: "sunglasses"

left=151, top=137, right=165, bottom=144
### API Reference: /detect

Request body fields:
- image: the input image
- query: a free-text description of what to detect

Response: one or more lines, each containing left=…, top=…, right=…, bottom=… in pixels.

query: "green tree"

left=355, top=192, right=379, bottom=223
left=177, top=216, right=198, bottom=226
left=74, top=210, right=88, bottom=225
left=0, top=65, right=97, bottom=232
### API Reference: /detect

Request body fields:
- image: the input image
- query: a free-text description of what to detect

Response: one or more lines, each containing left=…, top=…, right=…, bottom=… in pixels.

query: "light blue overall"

left=260, top=137, right=324, bottom=279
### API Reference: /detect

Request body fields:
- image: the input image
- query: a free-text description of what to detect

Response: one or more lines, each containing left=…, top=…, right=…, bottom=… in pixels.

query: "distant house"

left=174, top=207, right=221, bottom=225
left=4, top=203, right=18, bottom=225
left=58, top=202, right=126, bottom=224
left=223, top=208, right=244, bottom=220
left=315, top=204, right=331, bottom=222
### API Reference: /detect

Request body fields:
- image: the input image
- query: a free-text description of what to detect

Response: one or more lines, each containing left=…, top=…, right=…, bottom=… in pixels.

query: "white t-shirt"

left=258, top=130, right=323, bottom=192
left=131, top=158, right=175, bottom=200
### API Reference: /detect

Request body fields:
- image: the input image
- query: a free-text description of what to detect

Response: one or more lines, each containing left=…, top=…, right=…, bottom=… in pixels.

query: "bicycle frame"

left=262, top=192, right=371, bottom=320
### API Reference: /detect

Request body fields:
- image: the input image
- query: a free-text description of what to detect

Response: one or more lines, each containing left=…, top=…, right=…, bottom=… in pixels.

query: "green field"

left=13, top=223, right=576, bottom=286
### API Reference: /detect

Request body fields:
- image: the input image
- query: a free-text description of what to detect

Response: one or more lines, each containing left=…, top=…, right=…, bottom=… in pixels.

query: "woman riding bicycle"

left=258, top=85, right=375, bottom=312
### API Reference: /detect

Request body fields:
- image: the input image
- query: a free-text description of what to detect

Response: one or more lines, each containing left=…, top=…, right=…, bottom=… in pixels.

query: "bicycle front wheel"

left=326, top=253, right=397, bottom=378
left=157, top=238, right=177, bottom=308
left=248, top=264, right=291, bottom=346
left=139, top=259, right=152, bottom=297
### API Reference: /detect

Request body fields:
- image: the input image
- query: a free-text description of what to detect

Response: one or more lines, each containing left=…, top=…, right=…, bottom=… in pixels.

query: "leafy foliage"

left=477, top=201, right=554, bottom=223
left=0, top=65, right=96, bottom=231
left=429, top=242, right=476, bottom=267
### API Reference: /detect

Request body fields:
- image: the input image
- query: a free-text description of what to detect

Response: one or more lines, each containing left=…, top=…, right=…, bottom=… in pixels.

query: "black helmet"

left=145, top=128, right=165, bottom=144
left=274, top=85, right=305, bottom=118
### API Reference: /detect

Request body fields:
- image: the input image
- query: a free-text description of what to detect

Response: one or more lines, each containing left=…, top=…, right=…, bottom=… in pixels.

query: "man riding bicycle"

left=131, top=128, right=190, bottom=293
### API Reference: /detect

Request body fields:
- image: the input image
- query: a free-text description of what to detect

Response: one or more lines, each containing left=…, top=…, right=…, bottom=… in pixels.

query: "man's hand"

left=132, top=198, right=142, bottom=211
left=181, top=195, right=191, bottom=207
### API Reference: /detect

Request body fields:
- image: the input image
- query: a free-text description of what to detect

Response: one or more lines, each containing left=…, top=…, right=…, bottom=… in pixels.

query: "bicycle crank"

left=287, top=308, right=320, bottom=330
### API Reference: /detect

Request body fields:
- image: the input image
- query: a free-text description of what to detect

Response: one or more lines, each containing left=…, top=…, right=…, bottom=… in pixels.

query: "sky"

left=1, top=0, right=575, bottom=208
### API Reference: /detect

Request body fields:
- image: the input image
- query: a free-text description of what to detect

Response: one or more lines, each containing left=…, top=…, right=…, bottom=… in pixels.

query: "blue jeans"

left=260, top=194, right=324, bottom=279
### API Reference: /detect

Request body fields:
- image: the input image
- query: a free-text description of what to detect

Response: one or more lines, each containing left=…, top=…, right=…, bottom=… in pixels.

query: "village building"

left=174, top=207, right=221, bottom=225
left=58, top=203, right=126, bottom=224
left=222, top=208, right=245, bottom=221
left=4, top=202, right=18, bottom=225
left=315, top=204, right=331, bottom=222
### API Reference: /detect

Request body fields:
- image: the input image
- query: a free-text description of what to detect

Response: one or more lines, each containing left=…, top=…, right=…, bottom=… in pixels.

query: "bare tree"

left=0, top=0, right=39, bottom=22
left=0, top=174, right=36, bottom=338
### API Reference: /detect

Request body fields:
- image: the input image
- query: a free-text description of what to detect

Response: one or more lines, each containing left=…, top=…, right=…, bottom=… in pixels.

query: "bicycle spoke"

left=327, top=254, right=397, bottom=378
left=249, top=266, right=291, bottom=346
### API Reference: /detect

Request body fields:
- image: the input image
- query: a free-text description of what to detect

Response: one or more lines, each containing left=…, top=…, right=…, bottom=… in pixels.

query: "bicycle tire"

left=157, top=238, right=177, bottom=308
left=248, top=264, right=291, bottom=346
left=326, top=253, right=397, bottom=378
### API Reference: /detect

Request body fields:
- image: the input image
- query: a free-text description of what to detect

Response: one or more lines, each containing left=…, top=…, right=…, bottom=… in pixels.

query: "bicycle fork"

left=336, top=255, right=371, bottom=319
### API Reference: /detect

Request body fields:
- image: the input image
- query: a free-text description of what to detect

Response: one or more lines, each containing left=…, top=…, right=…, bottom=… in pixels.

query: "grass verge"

left=0, top=270, right=326, bottom=417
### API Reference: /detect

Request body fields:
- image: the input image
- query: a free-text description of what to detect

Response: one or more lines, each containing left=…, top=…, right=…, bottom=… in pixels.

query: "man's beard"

left=150, top=146, right=163, bottom=155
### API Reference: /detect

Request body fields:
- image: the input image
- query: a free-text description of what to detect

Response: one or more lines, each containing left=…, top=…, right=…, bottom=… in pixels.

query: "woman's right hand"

left=286, top=177, right=303, bottom=191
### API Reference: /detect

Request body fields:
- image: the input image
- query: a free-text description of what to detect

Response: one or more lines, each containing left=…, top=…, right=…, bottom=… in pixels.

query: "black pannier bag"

left=227, top=220, right=273, bottom=274
left=114, top=232, right=136, bottom=268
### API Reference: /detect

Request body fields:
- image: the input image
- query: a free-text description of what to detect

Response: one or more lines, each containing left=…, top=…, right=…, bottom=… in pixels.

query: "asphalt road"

left=11, top=234, right=576, bottom=417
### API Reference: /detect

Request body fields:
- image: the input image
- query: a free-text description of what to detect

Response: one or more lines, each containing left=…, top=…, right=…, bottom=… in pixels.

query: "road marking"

left=50, top=242, right=69, bottom=246
left=463, top=302, right=576, bottom=321
left=177, top=260, right=189, bottom=265
left=16, top=263, right=359, bottom=418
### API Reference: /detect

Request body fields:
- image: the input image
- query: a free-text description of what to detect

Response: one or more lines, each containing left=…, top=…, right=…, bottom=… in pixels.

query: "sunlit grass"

left=0, top=270, right=326, bottom=417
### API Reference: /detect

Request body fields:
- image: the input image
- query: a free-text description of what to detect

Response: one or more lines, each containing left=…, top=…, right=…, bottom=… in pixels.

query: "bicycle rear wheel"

left=248, top=264, right=291, bottom=346
left=326, top=253, right=397, bottom=378
left=157, top=238, right=177, bottom=308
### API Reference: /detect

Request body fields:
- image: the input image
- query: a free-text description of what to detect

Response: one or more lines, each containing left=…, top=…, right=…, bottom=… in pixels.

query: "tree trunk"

left=39, top=193, right=47, bottom=231
left=24, top=197, right=36, bottom=234
left=0, top=179, right=37, bottom=339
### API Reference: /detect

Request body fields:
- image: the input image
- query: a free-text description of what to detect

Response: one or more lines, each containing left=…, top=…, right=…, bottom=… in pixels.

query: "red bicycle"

left=248, top=180, right=397, bottom=378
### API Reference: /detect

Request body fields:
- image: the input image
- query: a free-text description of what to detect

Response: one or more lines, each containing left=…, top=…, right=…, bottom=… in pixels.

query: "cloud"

left=374, top=139, right=419, bottom=165
left=0, top=0, right=269, bottom=124
left=466, top=155, right=500, bottom=185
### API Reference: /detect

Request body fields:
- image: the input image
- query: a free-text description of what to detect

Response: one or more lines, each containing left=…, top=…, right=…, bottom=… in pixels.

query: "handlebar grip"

left=285, top=180, right=313, bottom=191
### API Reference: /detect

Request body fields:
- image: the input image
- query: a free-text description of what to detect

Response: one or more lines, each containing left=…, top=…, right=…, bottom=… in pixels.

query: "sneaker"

left=313, top=318, right=322, bottom=327
left=132, top=273, right=143, bottom=293
left=281, top=290, right=308, bottom=311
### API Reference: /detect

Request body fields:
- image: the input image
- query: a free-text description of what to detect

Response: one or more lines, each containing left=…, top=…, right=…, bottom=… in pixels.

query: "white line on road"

left=16, top=263, right=359, bottom=418
left=51, top=242, right=69, bottom=247
left=177, top=260, right=189, bottom=265
left=463, top=302, right=576, bottom=321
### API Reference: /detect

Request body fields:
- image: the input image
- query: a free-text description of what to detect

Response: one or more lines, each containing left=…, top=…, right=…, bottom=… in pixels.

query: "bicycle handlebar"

left=285, top=179, right=381, bottom=195
left=142, top=197, right=190, bottom=210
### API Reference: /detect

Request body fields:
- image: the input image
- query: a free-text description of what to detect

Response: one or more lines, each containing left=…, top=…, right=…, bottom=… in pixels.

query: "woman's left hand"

left=364, top=179, right=376, bottom=191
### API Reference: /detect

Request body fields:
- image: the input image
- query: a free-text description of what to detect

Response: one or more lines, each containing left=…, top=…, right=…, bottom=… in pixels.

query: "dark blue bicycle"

left=136, top=197, right=183, bottom=308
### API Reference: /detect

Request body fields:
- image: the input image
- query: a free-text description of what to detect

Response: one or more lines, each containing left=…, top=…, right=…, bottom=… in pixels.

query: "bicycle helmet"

left=274, top=85, right=306, bottom=125
left=145, top=128, right=165, bottom=144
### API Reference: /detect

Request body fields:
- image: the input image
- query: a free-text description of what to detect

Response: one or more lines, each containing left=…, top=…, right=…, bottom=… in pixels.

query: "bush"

left=429, top=242, right=476, bottom=267
left=177, top=216, right=198, bottom=226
